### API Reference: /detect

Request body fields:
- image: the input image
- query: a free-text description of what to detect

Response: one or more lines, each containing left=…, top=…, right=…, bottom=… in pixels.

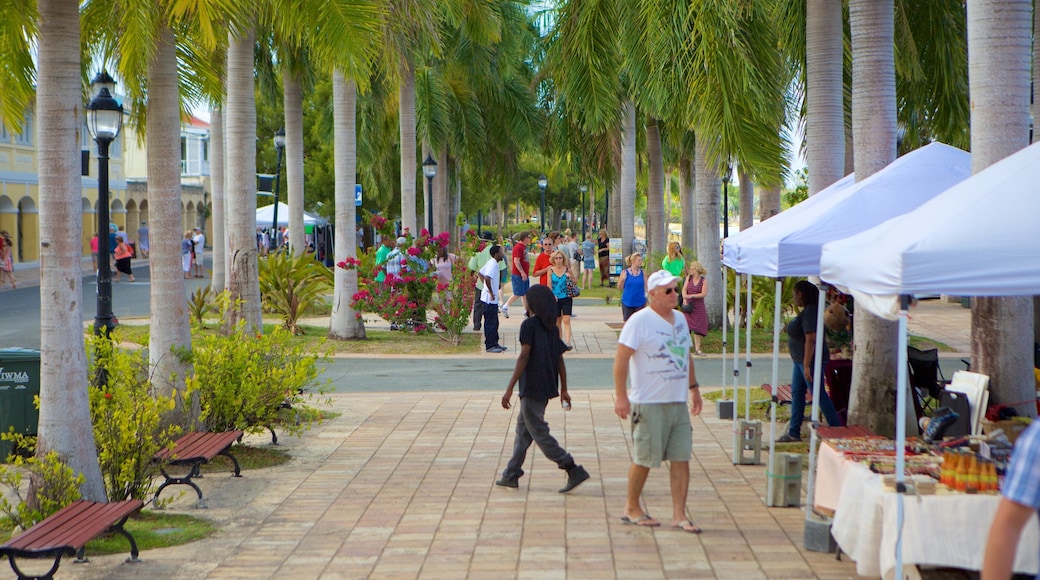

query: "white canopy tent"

left=718, top=142, right=972, bottom=518
left=256, top=202, right=327, bottom=228
left=820, top=141, right=1040, bottom=579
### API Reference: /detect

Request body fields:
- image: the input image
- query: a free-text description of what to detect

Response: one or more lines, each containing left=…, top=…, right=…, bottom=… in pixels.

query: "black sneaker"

left=776, top=433, right=802, bottom=443
left=486, top=345, right=506, bottom=353
left=495, top=477, right=519, bottom=488
left=559, top=465, right=590, bottom=493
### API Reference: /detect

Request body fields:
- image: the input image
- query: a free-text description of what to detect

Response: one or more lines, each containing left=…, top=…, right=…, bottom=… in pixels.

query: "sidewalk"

left=58, top=390, right=861, bottom=579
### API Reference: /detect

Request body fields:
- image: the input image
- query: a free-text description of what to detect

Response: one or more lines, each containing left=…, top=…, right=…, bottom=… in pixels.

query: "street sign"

left=355, top=184, right=362, bottom=206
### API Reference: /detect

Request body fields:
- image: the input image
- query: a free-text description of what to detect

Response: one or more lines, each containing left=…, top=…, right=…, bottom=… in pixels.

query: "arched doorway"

left=185, top=201, right=195, bottom=233
left=0, top=196, right=16, bottom=262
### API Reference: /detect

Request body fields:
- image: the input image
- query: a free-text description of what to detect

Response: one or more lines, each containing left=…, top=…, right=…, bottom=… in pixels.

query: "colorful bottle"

left=965, top=455, right=980, bottom=494
left=954, top=452, right=968, bottom=492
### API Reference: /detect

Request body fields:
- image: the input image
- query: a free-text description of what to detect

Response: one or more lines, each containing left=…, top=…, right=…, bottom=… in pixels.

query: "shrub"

left=0, top=433, right=84, bottom=530
left=258, top=252, right=333, bottom=335
left=87, top=333, right=185, bottom=502
left=190, top=322, right=330, bottom=438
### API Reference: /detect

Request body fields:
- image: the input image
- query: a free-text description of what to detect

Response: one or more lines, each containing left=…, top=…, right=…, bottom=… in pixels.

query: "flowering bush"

left=431, top=231, right=485, bottom=344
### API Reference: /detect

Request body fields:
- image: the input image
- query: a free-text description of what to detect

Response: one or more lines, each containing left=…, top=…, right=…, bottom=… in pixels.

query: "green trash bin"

left=0, top=348, right=41, bottom=460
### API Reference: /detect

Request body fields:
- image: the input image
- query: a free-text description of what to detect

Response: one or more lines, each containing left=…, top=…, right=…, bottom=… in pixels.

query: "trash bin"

left=961, top=296, right=971, bottom=308
left=0, top=348, right=41, bottom=460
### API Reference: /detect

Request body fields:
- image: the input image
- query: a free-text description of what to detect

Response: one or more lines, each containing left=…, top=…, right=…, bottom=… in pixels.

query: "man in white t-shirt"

left=613, top=269, right=703, bottom=534
left=192, top=228, right=206, bottom=278
left=478, top=245, right=508, bottom=353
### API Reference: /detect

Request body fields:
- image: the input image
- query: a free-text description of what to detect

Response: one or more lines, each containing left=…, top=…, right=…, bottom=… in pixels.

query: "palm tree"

left=966, top=0, right=1035, bottom=417
left=35, top=0, right=106, bottom=501
left=845, top=0, right=902, bottom=436
left=284, top=68, right=307, bottom=255
left=209, top=107, right=226, bottom=290
left=645, top=117, right=665, bottom=255
left=225, top=24, right=264, bottom=331
left=804, top=0, right=845, bottom=195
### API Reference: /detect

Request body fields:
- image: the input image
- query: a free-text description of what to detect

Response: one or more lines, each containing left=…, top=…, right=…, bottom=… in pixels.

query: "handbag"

left=565, top=277, right=581, bottom=298
left=680, top=276, right=694, bottom=312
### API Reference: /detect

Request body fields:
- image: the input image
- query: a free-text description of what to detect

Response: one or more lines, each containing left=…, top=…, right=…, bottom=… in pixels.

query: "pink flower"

left=420, top=228, right=431, bottom=238
left=407, top=246, right=421, bottom=256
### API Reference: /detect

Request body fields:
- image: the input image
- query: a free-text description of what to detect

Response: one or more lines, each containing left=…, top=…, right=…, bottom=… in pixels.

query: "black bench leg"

left=154, top=463, right=205, bottom=504
left=219, top=449, right=242, bottom=477
left=111, top=516, right=141, bottom=563
left=268, top=425, right=279, bottom=445
left=8, top=552, right=64, bottom=579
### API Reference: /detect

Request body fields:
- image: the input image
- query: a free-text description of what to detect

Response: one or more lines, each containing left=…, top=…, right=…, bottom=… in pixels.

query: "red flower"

left=103, top=392, right=113, bottom=400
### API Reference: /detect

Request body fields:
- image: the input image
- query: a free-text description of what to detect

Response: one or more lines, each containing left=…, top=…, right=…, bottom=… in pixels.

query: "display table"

left=831, top=461, right=1040, bottom=578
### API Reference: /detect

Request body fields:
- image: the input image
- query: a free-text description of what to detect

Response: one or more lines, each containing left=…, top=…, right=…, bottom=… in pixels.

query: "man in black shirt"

left=497, top=285, right=590, bottom=493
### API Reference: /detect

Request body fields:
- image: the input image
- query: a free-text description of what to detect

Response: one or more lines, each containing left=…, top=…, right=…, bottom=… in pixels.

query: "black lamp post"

left=537, top=175, right=547, bottom=234
left=87, top=71, right=123, bottom=337
left=722, top=165, right=731, bottom=239
left=271, top=128, right=285, bottom=250
left=579, top=184, right=588, bottom=239
left=422, top=154, right=437, bottom=234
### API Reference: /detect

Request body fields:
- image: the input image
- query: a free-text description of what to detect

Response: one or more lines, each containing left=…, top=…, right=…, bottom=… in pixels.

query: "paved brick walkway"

left=58, top=391, right=860, bottom=579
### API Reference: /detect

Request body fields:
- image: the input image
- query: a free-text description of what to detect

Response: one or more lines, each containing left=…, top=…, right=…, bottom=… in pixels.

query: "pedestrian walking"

left=581, top=233, right=596, bottom=290
left=137, top=221, right=150, bottom=259
left=181, top=231, right=194, bottom=279
left=597, top=229, right=610, bottom=286
left=0, top=231, right=15, bottom=289
left=500, top=231, right=532, bottom=318
left=192, top=228, right=206, bottom=278
left=112, top=236, right=135, bottom=282
left=613, top=270, right=703, bottom=534
left=497, top=284, right=590, bottom=493
left=661, top=241, right=684, bottom=278
left=548, top=250, right=576, bottom=350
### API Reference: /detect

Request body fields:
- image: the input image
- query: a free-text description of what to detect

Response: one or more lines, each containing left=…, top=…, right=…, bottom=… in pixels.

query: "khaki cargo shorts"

left=630, top=402, right=692, bottom=468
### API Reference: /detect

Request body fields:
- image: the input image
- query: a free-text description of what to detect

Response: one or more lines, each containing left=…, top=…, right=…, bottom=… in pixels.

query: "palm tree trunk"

left=436, top=147, right=449, bottom=236
left=210, top=107, right=226, bottom=291
left=679, top=157, right=696, bottom=259
left=147, top=27, right=194, bottom=422
left=758, top=184, right=780, bottom=222
left=35, top=0, right=105, bottom=502
left=738, top=169, right=753, bottom=231
left=805, top=0, right=845, bottom=195
left=225, top=26, right=262, bottom=331
left=847, top=0, right=903, bottom=437
left=284, top=69, right=305, bottom=256
left=620, top=101, right=637, bottom=255
left=694, top=138, right=722, bottom=329
left=646, top=117, right=665, bottom=258
left=967, top=0, right=1035, bottom=418
left=329, top=71, right=366, bottom=340
left=399, top=62, right=418, bottom=235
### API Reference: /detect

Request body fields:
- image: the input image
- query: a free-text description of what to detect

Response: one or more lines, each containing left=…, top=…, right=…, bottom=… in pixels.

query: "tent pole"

left=766, top=278, right=782, bottom=505
left=895, top=294, right=910, bottom=579
left=722, top=267, right=728, bottom=403
left=731, top=273, right=742, bottom=464
left=804, top=281, right=827, bottom=519
left=745, top=274, right=753, bottom=420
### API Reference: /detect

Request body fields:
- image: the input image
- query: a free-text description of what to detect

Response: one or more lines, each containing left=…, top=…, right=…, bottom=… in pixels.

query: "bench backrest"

left=154, top=430, right=243, bottom=462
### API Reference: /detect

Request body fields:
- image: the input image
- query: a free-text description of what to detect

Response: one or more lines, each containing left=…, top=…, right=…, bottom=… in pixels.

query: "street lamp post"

left=422, top=155, right=437, bottom=234
left=722, top=165, right=731, bottom=239
left=87, top=71, right=123, bottom=337
left=579, top=184, right=588, bottom=239
left=537, top=175, right=547, bottom=234
left=271, top=128, right=285, bottom=250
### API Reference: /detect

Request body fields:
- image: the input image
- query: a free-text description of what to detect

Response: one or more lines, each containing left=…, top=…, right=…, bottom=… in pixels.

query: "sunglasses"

left=661, top=287, right=678, bottom=295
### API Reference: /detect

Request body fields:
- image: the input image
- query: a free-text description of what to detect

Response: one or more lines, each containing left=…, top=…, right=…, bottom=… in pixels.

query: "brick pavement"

left=58, top=391, right=862, bottom=579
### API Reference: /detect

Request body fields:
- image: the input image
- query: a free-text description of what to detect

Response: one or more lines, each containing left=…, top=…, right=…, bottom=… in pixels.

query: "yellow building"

left=0, top=107, right=210, bottom=265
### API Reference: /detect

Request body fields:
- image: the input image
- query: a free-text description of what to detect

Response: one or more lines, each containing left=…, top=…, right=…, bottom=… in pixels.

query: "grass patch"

left=0, top=510, right=215, bottom=556
left=702, top=387, right=810, bottom=453
left=200, top=444, right=291, bottom=474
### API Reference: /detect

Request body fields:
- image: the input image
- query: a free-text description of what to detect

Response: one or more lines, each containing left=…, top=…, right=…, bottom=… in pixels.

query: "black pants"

left=482, top=301, right=499, bottom=349
left=501, top=397, right=574, bottom=481
left=473, top=295, right=484, bottom=329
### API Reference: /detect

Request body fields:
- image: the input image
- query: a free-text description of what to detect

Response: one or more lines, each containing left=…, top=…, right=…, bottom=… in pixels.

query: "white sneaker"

left=500, top=304, right=509, bottom=318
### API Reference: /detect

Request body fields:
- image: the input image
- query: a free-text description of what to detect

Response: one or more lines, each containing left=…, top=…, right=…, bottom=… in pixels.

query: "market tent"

left=255, top=202, right=327, bottom=228
left=820, top=140, right=1040, bottom=319
left=716, top=141, right=971, bottom=517
left=819, top=141, right=1040, bottom=579
left=723, top=142, right=971, bottom=277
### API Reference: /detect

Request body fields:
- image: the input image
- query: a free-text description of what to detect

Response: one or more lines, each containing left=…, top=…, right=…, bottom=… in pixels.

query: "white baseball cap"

left=646, top=270, right=681, bottom=291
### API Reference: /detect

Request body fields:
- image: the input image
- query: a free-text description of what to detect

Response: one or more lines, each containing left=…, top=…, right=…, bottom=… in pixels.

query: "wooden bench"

left=152, top=430, right=243, bottom=507
left=761, top=383, right=811, bottom=405
left=0, top=499, right=143, bottom=579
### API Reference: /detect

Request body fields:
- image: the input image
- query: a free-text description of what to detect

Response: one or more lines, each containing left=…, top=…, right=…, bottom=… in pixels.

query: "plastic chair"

left=907, top=346, right=947, bottom=414
left=824, top=359, right=853, bottom=426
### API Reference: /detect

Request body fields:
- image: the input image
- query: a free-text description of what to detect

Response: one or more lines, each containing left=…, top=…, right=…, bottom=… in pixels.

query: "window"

left=180, top=136, right=188, bottom=174
left=14, top=114, right=32, bottom=146
left=0, top=122, right=8, bottom=143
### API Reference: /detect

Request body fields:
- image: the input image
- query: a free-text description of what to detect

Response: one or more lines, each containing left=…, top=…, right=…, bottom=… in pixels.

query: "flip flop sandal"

left=673, top=520, right=702, bottom=534
left=620, top=514, right=660, bottom=527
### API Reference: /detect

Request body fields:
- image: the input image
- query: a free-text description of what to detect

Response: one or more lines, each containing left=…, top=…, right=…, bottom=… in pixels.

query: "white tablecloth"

left=831, top=461, right=1040, bottom=578
left=814, top=441, right=850, bottom=512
